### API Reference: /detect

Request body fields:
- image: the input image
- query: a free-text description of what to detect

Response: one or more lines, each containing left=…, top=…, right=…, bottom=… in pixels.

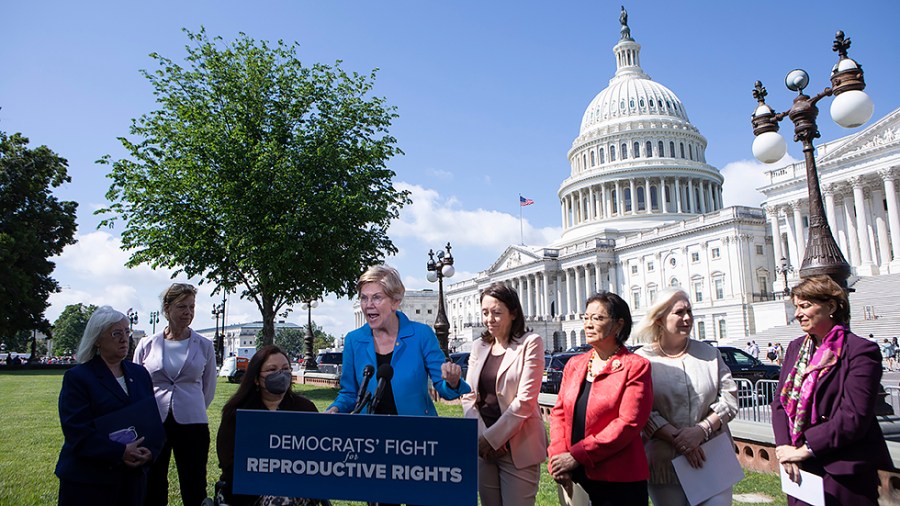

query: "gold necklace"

left=658, top=339, right=689, bottom=358
left=587, top=345, right=620, bottom=379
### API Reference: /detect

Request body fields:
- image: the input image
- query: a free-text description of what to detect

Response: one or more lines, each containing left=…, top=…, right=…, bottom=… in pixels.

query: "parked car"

left=315, top=351, right=343, bottom=375
left=716, top=346, right=780, bottom=383
left=541, top=352, right=582, bottom=394
left=219, top=356, right=249, bottom=383
left=449, top=352, right=470, bottom=379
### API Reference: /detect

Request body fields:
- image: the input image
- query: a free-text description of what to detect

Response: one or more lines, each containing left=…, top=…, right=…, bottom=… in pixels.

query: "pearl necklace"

left=658, top=339, right=689, bottom=358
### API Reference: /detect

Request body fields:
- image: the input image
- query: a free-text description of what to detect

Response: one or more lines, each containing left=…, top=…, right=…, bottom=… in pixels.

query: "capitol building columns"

left=881, top=169, right=900, bottom=272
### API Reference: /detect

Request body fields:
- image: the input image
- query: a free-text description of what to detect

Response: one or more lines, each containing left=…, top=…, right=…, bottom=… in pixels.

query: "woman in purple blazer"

left=772, top=275, right=891, bottom=505
left=134, top=283, right=217, bottom=506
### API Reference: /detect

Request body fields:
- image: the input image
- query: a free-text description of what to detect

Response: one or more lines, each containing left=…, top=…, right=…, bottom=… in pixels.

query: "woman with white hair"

left=634, top=288, right=738, bottom=506
left=56, top=306, right=161, bottom=506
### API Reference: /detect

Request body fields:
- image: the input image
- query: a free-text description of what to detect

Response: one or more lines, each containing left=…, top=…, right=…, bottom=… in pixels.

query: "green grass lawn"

left=0, top=370, right=784, bottom=505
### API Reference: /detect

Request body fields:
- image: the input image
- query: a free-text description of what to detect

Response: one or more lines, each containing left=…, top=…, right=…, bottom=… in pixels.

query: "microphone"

left=354, top=365, right=375, bottom=413
left=368, top=364, right=394, bottom=414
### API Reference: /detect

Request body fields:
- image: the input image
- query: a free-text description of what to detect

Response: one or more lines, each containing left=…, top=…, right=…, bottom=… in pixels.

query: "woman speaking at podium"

left=326, top=265, right=470, bottom=416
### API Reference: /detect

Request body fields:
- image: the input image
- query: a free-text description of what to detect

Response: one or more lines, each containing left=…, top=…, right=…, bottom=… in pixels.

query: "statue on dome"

left=619, top=6, right=632, bottom=41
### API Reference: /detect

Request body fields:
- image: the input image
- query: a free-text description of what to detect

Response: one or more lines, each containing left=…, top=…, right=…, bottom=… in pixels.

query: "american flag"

left=519, top=195, right=535, bottom=206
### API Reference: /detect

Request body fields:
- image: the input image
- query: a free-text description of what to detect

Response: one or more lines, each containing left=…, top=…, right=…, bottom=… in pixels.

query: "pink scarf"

left=779, top=324, right=846, bottom=445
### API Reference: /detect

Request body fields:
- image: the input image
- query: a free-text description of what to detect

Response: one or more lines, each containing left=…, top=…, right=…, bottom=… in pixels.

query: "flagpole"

left=519, top=194, right=524, bottom=245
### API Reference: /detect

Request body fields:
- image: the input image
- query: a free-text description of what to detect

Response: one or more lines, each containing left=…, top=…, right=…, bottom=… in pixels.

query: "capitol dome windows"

left=590, top=151, right=596, bottom=166
left=669, top=141, right=675, bottom=158
left=646, top=141, right=653, bottom=157
left=658, top=141, right=665, bottom=158
left=610, top=145, right=616, bottom=161
left=633, top=142, right=641, bottom=158
left=689, top=144, right=694, bottom=160
left=680, top=142, right=685, bottom=158
left=621, top=143, right=628, bottom=160
left=599, top=148, right=605, bottom=164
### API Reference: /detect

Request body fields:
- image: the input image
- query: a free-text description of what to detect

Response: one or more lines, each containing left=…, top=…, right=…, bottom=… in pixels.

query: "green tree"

left=98, top=28, right=408, bottom=345
left=52, top=303, right=98, bottom=356
left=0, top=131, right=78, bottom=338
left=257, top=323, right=334, bottom=360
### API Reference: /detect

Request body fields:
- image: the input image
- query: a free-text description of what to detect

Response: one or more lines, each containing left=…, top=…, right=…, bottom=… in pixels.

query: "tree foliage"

left=0, top=131, right=78, bottom=338
left=97, top=29, right=409, bottom=344
left=52, top=303, right=98, bottom=356
left=257, top=323, right=334, bottom=360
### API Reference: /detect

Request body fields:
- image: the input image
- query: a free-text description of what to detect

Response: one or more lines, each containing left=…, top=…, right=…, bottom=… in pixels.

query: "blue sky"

left=3, top=0, right=899, bottom=339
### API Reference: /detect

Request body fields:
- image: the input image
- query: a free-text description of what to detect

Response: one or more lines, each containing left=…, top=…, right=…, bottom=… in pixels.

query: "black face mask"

left=264, top=371, right=292, bottom=395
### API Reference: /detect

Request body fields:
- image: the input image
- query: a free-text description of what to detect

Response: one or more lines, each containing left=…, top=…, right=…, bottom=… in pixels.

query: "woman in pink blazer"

left=461, top=283, right=547, bottom=506
left=548, top=291, right=652, bottom=506
left=134, top=283, right=217, bottom=506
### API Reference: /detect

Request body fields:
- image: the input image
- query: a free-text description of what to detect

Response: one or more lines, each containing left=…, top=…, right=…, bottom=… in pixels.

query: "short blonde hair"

left=357, top=265, right=405, bottom=302
left=633, top=287, right=691, bottom=344
left=161, top=283, right=198, bottom=319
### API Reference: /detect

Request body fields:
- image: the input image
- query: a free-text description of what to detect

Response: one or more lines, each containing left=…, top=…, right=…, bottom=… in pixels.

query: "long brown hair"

left=222, top=345, right=295, bottom=421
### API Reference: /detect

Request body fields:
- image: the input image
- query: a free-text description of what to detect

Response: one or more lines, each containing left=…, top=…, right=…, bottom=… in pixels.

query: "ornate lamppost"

left=126, top=308, right=139, bottom=361
left=751, top=30, right=874, bottom=291
left=149, top=311, right=160, bottom=335
left=776, top=257, right=795, bottom=296
left=300, top=300, right=319, bottom=371
left=426, top=242, right=456, bottom=358
left=211, top=303, right=225, bottom=366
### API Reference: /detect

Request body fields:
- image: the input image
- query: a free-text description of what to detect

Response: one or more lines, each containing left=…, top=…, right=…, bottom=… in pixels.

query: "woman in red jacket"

left=548, top=291, right=653, bottom=506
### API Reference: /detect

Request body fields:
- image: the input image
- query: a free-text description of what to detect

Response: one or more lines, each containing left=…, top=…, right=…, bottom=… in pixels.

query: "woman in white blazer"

left=134, top=283, right=217, bottom=506
left=461, top=282, right=547, bottom=506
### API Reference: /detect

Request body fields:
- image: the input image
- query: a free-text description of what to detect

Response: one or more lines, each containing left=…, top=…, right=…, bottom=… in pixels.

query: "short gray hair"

left=356, top=265, right=405, bottom=302
left=76, top=306, right=128, bottom=363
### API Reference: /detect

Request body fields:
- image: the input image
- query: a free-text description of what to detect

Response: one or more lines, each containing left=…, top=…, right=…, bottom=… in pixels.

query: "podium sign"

left=233, top=410, right=477, bottom=505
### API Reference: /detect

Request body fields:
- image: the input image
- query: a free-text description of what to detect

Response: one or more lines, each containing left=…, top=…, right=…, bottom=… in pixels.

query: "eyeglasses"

left=261, top=367, right=292, bottom=375
left=581, top=314, right=611, bottom=324
left=108, top=330, right=128, bottom=340
left=359, top=293, right=388, bottom=305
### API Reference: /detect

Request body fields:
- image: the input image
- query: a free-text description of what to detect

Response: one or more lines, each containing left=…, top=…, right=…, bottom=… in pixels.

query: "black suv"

left=716, top=346, right=780, bottom=382
left=541, top=352, right=582, bottom=394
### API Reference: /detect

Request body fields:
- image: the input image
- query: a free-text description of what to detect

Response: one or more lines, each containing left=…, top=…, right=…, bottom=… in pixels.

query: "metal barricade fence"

left=885, top=386, right=900, bottom=416
left=733, top=378, right=780, bottom=424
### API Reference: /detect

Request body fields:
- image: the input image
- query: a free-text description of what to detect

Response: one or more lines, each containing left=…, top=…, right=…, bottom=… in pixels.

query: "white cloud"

left=44, top=182, right=563, bottom=340
left=720, top=154, right=799, bottom=208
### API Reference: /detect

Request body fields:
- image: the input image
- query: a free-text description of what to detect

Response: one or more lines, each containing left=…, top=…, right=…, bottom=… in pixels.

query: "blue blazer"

left=328, top=311, right=471, bottom=415
left=55, top=356, right=159, bottom=485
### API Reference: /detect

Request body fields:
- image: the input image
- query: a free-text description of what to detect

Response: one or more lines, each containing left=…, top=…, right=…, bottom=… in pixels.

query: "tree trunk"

left=260, top=294, right=277, bottom=346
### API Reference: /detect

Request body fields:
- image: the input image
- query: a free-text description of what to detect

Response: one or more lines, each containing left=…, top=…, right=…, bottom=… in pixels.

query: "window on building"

left=648, top=287, right=657, bottom=304
left=658, top=141, right=664, bottom=158
left=693, top=281, right=703, bottom=302
left=582, top=154, right=587, bottom=170
left=629, top=99, right=635, bottom=108
left=632, top=289, right=641, bottom=309
left=415, top=309, right=421, bottom=314
left=646, top=141, right=653, bottom=157
left=691, top=251, right=700, bottom=263
left=711, top=248, right=720, bottom=259
left=758, top=276, right=769, bottom=296
left=669, top=257, right=676, bottom=267
left=599, top=148, right=605, bottom=164
left=637, top=187, right=646, bottom=211
left=669, top=141, right=676, bottom=157
left=634, top=141, right=641, bottom=158
left=427, top=309, right=433, bottom=314
left=631, top=265, right=638, bottom=275
left=621, top=143, right=628, bottom=160
left=714, top=277, right=725, bottom=299
left=717, top=319, right=727, bottom=340
left=647, top=261, right=654, bottom=272
left=689, top=144, right=694, bottom=160
left=624, top=188, right=632, bottom=212
left=590, top=151, right=595, bottom=166
left=755, top=244, right=764, bottom=255
left=640, top=98, right=645, bottom=107
left=650, top=186, right=659, bottom=209
left=610, top=145, right=616, bottom=161
left=680, top=142, right=685, bottom=158
left=697, top=321, right=706, bottom=340
left=670, top=278, right=680, bottom=287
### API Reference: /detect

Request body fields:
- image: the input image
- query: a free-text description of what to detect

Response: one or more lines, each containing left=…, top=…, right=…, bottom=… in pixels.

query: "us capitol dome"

left=556, top=13, right=724, bottom=242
